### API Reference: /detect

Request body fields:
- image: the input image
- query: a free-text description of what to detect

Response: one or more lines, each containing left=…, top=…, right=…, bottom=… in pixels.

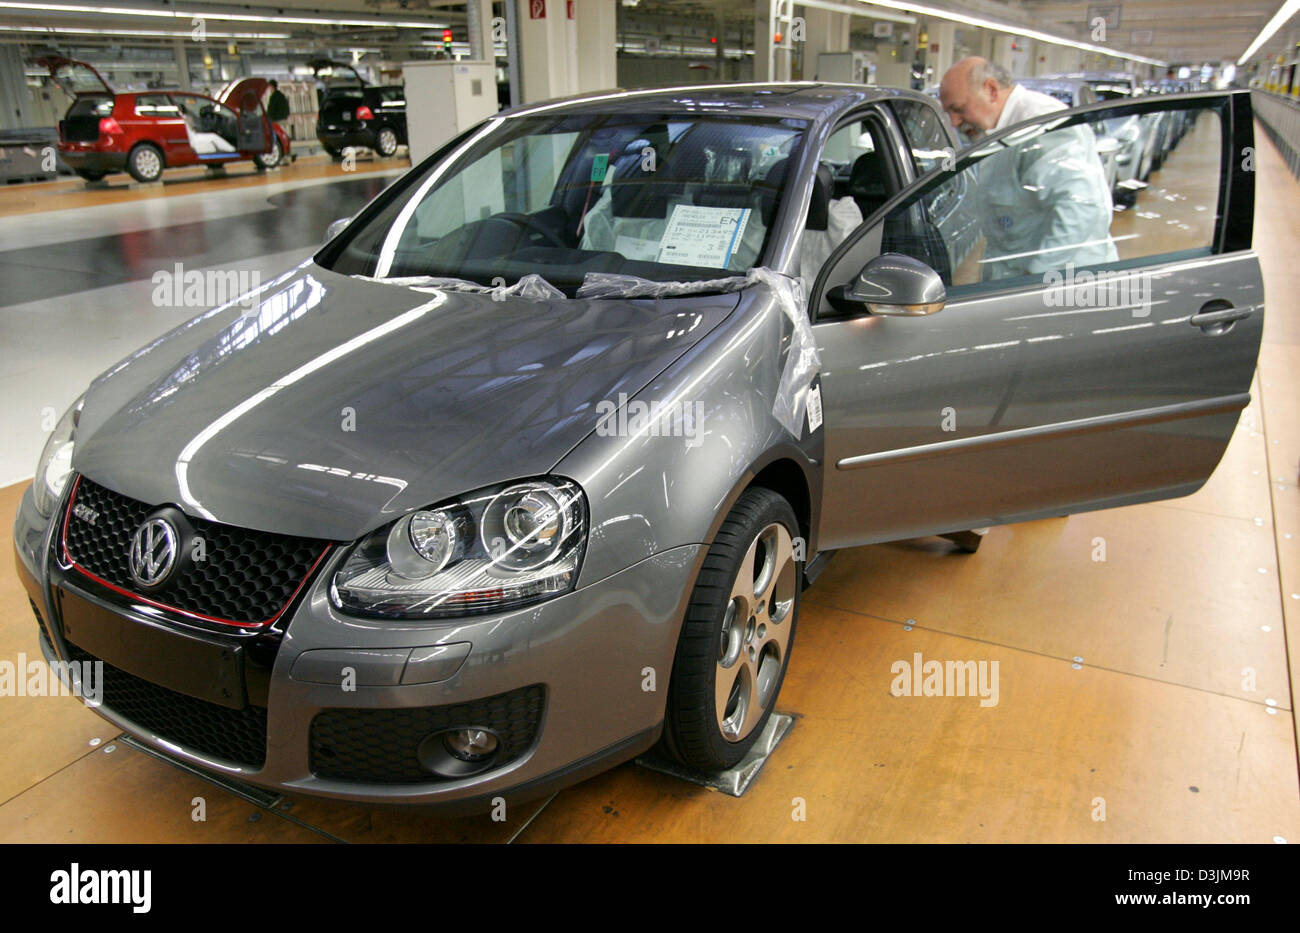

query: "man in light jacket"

left=938, top=57, right=1116, bottom=281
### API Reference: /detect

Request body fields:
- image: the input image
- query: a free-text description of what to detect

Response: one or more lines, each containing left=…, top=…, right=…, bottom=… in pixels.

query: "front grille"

left=64, top=476, right=330, bottom=627
left=65, top=642, right=268, bottom=768
left=309, top=685, right=545, bottom=783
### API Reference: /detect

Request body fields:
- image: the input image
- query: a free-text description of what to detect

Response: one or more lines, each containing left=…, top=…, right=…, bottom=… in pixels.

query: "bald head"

left=940, top=56, right=1015, bottom=141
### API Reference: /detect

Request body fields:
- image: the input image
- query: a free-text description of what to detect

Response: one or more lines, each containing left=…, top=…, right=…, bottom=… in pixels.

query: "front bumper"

left=14, top=485, right=702, bottom=811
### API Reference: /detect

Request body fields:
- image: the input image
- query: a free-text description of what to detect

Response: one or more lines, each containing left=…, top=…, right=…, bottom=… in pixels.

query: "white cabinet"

left=402, top=60, right=499, bottom=164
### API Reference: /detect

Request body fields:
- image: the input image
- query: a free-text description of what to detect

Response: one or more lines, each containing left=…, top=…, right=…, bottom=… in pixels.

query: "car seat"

left=798, top=164, right=864, bottom=291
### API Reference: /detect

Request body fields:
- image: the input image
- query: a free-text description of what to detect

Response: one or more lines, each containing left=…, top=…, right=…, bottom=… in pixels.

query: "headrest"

left=849, top=150, right=888, bottom=201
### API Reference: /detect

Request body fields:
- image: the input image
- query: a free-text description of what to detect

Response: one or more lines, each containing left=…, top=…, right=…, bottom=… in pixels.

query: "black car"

left=311, top=59, right=406, bottom=159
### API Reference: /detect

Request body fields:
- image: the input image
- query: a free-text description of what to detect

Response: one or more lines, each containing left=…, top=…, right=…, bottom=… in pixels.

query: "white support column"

left=927, top=21, right=956, bottom=85
left=173, top=39, right=192, bottom=90
left=755, top=0, right=794, bottom=83
left=574, top=0, right=617, bottom=93
left=800, top=6, right=850, bottom=80
left=516, top=0, right=578, bottom=102
left=467, top=0, right=495, bottom=62
left=991, top=34, right=1017, bottom=74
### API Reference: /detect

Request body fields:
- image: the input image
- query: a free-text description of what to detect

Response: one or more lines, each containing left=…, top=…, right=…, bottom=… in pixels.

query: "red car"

left=41, top=56, right=290, bottom=184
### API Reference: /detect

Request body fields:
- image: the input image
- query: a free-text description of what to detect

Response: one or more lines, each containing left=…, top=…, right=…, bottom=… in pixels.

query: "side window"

left=799, top=114, right=898, bottom=291
left=890, top=99, right=956, bottom=175
left=822, top=118, right=877, bottom=170
left=135, top=94, right=180, bottom=118
left=876, top=102, right=1225, bottom=294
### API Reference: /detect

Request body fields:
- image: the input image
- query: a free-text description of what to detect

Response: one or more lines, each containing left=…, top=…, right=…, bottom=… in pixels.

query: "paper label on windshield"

left=614, top=235, right=662, bottom=263
left=657, top=205, right=751, bottom=269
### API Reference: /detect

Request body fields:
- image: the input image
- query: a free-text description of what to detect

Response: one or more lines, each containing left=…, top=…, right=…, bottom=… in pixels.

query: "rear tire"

left=75, top=170, right=106, bottom=182
left=125, top=144, right=163, bottom=183
left=662, top=487, right=801, bottom=772
left=375, top=126, right=399, bottom=158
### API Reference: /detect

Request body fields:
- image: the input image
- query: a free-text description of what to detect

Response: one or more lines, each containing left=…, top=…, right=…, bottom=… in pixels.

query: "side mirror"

left=324, top=216, right=352, bottom=244
left=827, top=253, right=946, bottom=317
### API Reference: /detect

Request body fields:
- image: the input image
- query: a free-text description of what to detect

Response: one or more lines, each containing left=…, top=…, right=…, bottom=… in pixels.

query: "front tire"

left=75, top=170, right=106, bottom=182
left=126, top=144, right=163, bottom=183
left=254, top=136, right=282, bottom=171
left=662, top=487, right=801, bottom=771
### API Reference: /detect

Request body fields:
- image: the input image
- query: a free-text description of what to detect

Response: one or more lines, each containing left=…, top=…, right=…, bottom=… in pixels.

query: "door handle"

left=1189, top=302, right=1256, bottom=334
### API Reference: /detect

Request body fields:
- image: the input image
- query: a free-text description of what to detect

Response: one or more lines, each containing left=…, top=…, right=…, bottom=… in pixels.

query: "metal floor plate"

left=634, top=712, right=795, bottom=797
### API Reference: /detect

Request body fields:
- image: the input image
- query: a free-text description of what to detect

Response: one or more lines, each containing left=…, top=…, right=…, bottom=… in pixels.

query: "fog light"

left=443, top=728, right=499, bottom=762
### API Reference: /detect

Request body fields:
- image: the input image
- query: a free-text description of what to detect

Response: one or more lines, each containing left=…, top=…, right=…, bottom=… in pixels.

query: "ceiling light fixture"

left=848, top=0, right=1167, bottom=67
left=1237, top=0, right=1300, bottom=65
left=0, top=23, right=291, bottom=38
left=0, top=2, right=448, bottom=29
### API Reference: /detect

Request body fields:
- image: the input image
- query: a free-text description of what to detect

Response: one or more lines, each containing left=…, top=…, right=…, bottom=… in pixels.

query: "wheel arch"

left=705, top=448, right=816, bottom=561
left=129, top=139, right=165, bottom=167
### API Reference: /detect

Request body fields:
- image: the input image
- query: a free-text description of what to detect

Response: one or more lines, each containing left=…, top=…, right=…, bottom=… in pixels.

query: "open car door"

left=810, top=90, right=1261, bottom=550
left=35, top=55, right=113, bottom=97
left=217, top=78, right=270, bottom=154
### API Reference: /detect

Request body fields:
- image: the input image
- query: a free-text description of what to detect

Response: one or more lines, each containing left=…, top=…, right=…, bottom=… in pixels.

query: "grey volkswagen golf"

left=14, top=83, right=1262, bottom=810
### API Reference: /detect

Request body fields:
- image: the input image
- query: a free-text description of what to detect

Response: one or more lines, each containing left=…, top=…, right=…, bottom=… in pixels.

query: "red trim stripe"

left=61, top=475, right=332, bottom=629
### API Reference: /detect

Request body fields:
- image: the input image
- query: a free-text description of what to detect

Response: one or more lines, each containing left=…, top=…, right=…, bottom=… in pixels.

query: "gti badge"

left=128, top=517, right=178, bottom=589
left=72, top=503, right=98, bottom=525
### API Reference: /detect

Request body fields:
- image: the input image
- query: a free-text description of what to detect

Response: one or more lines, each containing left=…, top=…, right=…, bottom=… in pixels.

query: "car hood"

left=72, top=262, right=739, bottom=541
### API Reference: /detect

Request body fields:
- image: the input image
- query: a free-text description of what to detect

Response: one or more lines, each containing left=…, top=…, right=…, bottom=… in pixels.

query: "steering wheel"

left=494, top=212, right=568, bottom=250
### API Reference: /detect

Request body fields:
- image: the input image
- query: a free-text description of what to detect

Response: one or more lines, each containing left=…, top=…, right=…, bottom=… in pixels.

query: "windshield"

left=52, top=62, right=109, bottom=96
left=320, top=111, right=808, bottom=292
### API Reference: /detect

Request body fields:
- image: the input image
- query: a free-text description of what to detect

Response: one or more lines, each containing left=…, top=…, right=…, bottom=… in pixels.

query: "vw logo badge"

left=128, top=517, right=179, bottom=589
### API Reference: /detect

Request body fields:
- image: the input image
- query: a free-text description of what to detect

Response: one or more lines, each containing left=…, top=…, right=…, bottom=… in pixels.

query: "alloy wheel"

left=132, top=147, right=162, bottom=182
left=715, top=521, right=797, bottom=743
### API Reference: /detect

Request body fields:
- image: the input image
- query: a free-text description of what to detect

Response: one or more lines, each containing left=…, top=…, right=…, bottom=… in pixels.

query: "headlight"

left=331, top=477, right=587, bottom=618
left=32, top=395, right=84, bottom=518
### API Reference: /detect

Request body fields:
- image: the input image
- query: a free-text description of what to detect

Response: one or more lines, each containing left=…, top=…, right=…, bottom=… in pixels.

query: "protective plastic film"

left=752, top=268, right=821, bottom=440
left=368, top=273, right=567, bottom=302
left=370, top=267, right=821, bottom=440
left=576, top=267, right=821, bottom=439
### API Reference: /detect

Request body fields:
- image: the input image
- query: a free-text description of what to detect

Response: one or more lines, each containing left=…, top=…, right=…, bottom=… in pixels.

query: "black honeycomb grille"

left=64, top=477, right=330, bottom=626
left=309, top=685, right=545, bottom=783
left=65, top=642, right=268, bottom=768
